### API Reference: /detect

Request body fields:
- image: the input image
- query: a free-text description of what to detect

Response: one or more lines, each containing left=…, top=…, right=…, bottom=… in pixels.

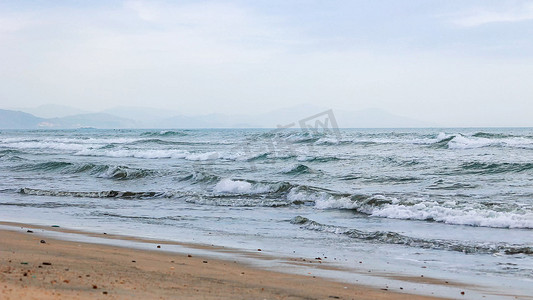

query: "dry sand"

left=0, top=225, right=448, bottom=300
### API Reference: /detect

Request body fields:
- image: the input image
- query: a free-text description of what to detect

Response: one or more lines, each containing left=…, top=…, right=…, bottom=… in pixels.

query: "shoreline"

left=0, top=221, right=450, bottom=300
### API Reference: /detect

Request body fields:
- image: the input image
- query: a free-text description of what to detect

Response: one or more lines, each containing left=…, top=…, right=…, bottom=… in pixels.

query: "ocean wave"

left=291, top=216, right=533, bottom=255
left=141, top=130, right=188, bottom=137
left=185, top=196, right=291, bottom=207
left=74, top=148, right=251, bottom=161
left=459, top=162, right=533, bottom=174
left=472, top=132, right=516, bottom=139
left=366, top=201, right=533, bottom=229
left=19, top=188, right=170, bottom=199
left=213, top=178, right=291, bottom=195
left=0, top=141, right=92, bottom=152
left=287, top=188, right=533, bottom=229
left=179, top=171, right=221, bottom=184
left=446, top=135, right=533, bottom=149
left=281, top=164, right=314, bottom=175
left=12, top=161, right=156, bottom=180
left=0, top=137, right=138, bottom=145
left=0, top=149, right=27, bottom=161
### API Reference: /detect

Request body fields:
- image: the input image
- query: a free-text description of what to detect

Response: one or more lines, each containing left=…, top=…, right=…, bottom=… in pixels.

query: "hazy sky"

left=1, top=0, right=532, bottom=126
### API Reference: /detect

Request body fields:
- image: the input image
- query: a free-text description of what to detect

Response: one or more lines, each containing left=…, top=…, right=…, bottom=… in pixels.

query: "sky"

left=1, top=0, right=532, bottom=126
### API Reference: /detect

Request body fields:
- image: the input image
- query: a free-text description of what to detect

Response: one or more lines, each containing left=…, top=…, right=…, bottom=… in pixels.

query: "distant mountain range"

left=0, top=104, right=434, bottom=129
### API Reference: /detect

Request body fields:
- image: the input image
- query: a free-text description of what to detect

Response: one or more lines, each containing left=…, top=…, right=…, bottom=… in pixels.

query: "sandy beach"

left=0, top=223, right=448, bottom=300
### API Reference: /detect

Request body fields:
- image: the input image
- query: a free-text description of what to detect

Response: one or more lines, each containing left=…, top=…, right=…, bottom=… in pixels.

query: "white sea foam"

left=0, top=141, right=93, bottom=151
left=447, top=135, right=533, bottom=149
left=75, top=148, right=190, bottom=159
left=0, top=137, right=138, bottom=145
left=369, top=202, right=533, bottom=229
left=298, top=189, right=533, bottom=228
left=185, top=152, right=219, bottom=161
left=214, top=179, right=253, bottom=193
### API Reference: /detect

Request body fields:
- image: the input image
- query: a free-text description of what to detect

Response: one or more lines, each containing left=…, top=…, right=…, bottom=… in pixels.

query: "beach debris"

left=257, top=249, right=261, bottom=251
left=315, top=257, right=322, bottom=260
left=157, top=245, right=161, bottom=248
left=103, top=232, right=107, bottom=235
left=51, top=225, right=60, bottom=228
left=131, top=260, right=136, bottom=263
left=92, top=284, right=98, bottom=289
left=40, top=240, right=46, bottom=244
left=202, top=260, right=208, bottom=263
left=23, top=272, right=27, bottom=276
left=27, top=230, right=33, bottom=233
left=42, top=262, right=52, bottom=266
left=103, top=291, right=108, bottom=295
left=187, top=255, right=192, bottom=257
left=20, top=262, right=28, bottom=265
left=328, top=296, right=340, bottom=299
left=461, top=291, right=465, bottom=295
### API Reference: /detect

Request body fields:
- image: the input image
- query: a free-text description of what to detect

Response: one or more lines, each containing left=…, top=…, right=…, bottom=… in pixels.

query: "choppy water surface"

left=1, top=128, right=532, bottom=296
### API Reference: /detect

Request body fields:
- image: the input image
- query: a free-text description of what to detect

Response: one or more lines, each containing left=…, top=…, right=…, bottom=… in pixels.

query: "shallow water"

left=1, top=128, right=532, bottom=297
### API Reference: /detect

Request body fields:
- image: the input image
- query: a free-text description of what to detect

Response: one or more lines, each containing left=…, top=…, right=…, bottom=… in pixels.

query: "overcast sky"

left=1, top=0, right=532, bottom=126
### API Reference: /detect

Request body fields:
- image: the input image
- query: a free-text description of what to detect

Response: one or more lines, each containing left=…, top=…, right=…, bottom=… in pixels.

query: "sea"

left=1, top=126, right=532, bottom=298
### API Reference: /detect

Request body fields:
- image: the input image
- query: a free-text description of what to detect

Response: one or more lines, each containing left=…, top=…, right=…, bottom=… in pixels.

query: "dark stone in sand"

left=42, top=262, right=52, bottom=266
left=103, top=291, right=108, bottom=295
left=23, top=272, right=27, bottom=276
left=92, top=284, right=98, bottom=289
left=131, top=260, right=136, bottom=263
left=40, top=240, right=46, bottom=244
left=461, top=291, right=465, bottom=295
left=27, top=230, right=33, bottom=233
left=257, top=249, right=261, bottom=251
left=157, top=245, right=161, bottom=248
left=328, top=296, right=340, bottom=299
left=187, top=255, right=192, bottom=257
left=202, top=260, right=208, bottom=263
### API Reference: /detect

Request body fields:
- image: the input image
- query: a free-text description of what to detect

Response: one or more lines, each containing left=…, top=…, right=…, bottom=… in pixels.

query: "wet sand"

left=0, top=224, right=447, bottom=300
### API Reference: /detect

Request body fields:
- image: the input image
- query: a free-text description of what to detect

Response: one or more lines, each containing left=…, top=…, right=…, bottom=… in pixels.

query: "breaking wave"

left=291, top=216, right=533, bottom=255
left=12, top=161, right=156, bottom=180
left=19, top=188, right=170, bottom=199
left=141, top=130, right=188, bottom=137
